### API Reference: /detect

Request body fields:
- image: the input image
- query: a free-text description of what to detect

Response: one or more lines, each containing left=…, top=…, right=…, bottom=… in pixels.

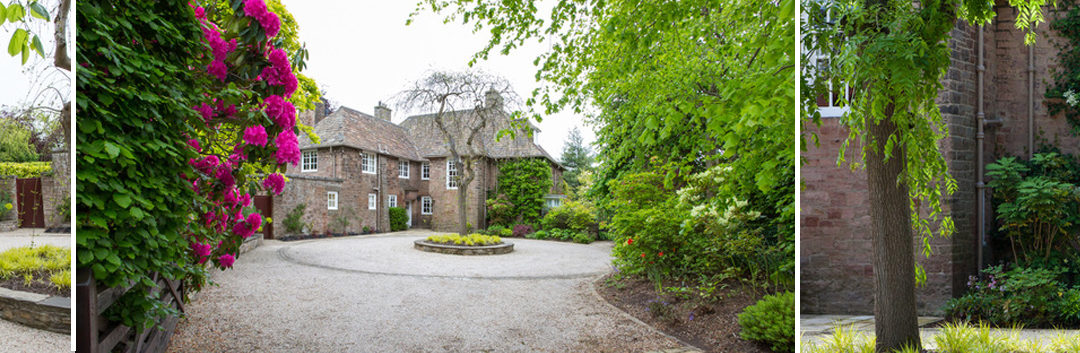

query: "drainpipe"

left=1028, top=32, right=1035, bottom=159
left=976, top=25, right=986, bottom=272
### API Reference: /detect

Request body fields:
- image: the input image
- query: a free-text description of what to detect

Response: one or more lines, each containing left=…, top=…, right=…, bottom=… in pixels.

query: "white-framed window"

left=545, top=198, right=562, bottom=210
left=804, top=3, right=849, bottom=118
left=398, top=160, right=410, bottom=178
left=388, top=194, right=398, bottom=208
left=421, top=162, right=430, bottom=180
left=421, top=196, right=433, bottom=215
left=361, top=152, right=377, bottom=174
left=368, top=193, right=377, bottom=210
left=446, top=160, right=459, bottom=189
left=301, top=150, right=318, bottom=172
left=327, top=191, right=338, bottom=210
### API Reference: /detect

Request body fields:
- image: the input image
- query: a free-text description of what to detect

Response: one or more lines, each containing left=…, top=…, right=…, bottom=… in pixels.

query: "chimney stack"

left=375, top=101, right=391, bottom=122
left=485, top=89, right=503, bottom=111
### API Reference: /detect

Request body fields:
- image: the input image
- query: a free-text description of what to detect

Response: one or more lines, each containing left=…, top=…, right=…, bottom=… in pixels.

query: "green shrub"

left=389, top=207, right=408, bottom=231
left=512, top=224, right=533, bottom=237
left=737, top=291, right=794, bottom=353
left=541, top=200, right=598, bottom=235
left=528, top=230, right=548, bottom=240
left=986, top=153, right=1080, bottom=264
left=485, top=195, right=514, bottom=227
left=485, top=224, right=507, bottom=236
left=283, top=204, right=307, bottom=234
left=572, top=232, right=593, bottom=244
left=944, top=265, right=1077, bottom=327
left=426, top=233, right=502, bottom=246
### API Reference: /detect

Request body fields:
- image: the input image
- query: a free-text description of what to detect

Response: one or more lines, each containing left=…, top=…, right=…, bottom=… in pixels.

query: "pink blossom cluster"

left=243, top=0, right=281, bottom=39
left=184, top=1, right=300, bottom=270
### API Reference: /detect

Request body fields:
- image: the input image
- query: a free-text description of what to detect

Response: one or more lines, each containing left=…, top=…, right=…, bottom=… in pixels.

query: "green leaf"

left=103, top=142, right=120, bottom=158
left=0, top=3, right=7, bottom=26
left=29, top=2, right=48, bottom=20
left=31, top=35, right=43, bottom=58
left=20, top=42, right=27, bottom=64
left=7, top=28, right=26, bottom=56
left=113, top=194, right=132, bottom=208
left=6, top=3, right=23, bottom=22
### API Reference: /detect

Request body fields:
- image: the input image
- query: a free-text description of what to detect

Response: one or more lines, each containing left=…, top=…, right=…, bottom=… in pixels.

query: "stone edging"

left=587, top=275, right=704, bottom=353
left=413, top=239, right=514, bottom=255
left=0, top=286, right=69, bottom=333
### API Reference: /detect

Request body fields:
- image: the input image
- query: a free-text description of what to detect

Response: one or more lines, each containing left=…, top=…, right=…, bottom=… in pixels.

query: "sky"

left=281, top=1, right=596, bottom=160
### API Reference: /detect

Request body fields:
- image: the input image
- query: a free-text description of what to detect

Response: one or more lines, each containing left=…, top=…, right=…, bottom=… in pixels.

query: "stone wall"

left=427, top=157, right=487, bottom=232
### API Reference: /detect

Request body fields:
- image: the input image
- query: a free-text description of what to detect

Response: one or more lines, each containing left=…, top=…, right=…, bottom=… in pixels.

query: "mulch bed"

left=276, top=232, right=365, bottom=242
left=596, top=274, right=773, bottom=353
left=0, top=270, right=66, bottom=297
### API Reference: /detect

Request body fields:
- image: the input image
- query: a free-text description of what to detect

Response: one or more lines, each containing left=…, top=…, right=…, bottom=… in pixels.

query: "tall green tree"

left=803, top=0, right=1047, bottom=350
left=411, top=0, right=796, bottom=231
left=559, top=126, right=593, bottom=192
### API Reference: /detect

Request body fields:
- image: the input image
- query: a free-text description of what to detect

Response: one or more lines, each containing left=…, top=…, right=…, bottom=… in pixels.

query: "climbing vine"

left=1048, top=1, right=1080, bottom=133
left=77, top=0, right=305, bottom=329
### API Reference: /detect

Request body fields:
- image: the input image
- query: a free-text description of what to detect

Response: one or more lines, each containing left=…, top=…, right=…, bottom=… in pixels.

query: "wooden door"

left=253, top=195, right=274, bottom=239
left=15, top=178, right=44, bottom=228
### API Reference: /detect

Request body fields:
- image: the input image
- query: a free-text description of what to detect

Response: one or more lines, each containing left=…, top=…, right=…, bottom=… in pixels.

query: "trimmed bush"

left=528, top=230, right=548, bottom=240
left=737, top=291, right=794, bottom=353
left=0, top=162, right=52, bottom=178
left=389, top=207, right=408, bottom=231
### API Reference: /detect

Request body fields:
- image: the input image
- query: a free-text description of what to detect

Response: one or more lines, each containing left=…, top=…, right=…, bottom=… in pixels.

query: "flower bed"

left=415, top=234, right=513, bottom=255
left=0, top=245, right=70, bottom=297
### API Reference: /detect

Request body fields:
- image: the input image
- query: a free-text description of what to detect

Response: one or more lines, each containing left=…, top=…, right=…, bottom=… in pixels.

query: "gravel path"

left=0, top=310, right=69, bottom=352
left=167, top=232, right=685, bottom=352
left=0, top=229, right=70, bottom=251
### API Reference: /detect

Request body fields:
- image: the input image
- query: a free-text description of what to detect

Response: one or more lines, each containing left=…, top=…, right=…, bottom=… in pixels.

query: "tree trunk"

left=866, top=107, right=920, bottom=352
left=456, top=157, right=469, bottom=235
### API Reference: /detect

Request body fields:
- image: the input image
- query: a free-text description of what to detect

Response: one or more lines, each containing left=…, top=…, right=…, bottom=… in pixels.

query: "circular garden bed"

left=414, top=234, right=514, bottom=255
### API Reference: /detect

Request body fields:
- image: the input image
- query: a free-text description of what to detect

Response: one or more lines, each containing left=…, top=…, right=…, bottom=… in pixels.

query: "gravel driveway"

left=167, top=231, right=686, bottom=352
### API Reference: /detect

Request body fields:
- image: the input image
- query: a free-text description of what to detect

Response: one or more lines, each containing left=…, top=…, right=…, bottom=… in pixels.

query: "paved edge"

left=0, top=287, right=70, bottom=334
left=588, top=275, right=705, bottom=352
left=276, top=239, right=611, bottom=281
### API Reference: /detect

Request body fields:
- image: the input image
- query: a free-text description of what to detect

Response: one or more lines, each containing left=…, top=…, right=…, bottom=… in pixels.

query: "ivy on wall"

left=1049, top=2, right=1080, bottom=133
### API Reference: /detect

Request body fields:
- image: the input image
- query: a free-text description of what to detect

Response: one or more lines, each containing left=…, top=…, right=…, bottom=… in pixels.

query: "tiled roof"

left=300, top=105, right=562, bottom=168
left=298, top=107, right=423, bottom=161
left=399, top=109, right=562, bottom=168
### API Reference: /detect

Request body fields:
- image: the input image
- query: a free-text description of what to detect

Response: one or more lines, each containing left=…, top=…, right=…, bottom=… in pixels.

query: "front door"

left=405, top=201, right=412, bottom=227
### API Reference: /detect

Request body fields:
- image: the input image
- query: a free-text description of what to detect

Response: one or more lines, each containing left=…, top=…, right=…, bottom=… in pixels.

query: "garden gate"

left=253, top=195, right=273, bottom=239
left=15, top=178, right=44, bottom=228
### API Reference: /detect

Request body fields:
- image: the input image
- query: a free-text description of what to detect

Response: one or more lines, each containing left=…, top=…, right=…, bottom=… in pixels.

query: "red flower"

left=627, top=238, right=634, bottom=245
left=640, top=253, right=646, bottom=258
left=659, top=251, right=664, bottom=257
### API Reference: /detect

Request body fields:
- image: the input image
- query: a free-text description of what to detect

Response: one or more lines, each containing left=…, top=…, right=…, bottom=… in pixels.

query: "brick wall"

left=427, top=157, right=487, bottom=232
left=801, top=22, right=981, bottom=315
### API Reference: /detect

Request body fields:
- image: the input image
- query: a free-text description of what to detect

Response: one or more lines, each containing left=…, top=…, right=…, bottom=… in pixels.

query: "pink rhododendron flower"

left=283, top=71, right=298, bottom=97
left=263, top=95, right=295, bottom=129
left=274, top=130, right=301, bottom=165
left=207, top=60, right=227, bottom=82
left=263, top=173, right=285, bottom=195
left=194, top=103, right=214, bottom=121
left=244, top=125, right=268, bottom=146
left=194, top=6, right=206, bottom=20
left=192, top=242, right=212, bottom=257
left=223, top=188, right=238, bottom=208
left=215, top=165, right=236, bottom=188
left=243, top=0, right=267, bottom=18
left=259, top=11, right=281, bottom=38
left=190, top=155, right=220, bottom=174
left=187, top=138, right=201, bottom=152
left=240, top=193, right=252, bottom=207
left=246, top=213, right=262, bottom=231
left=268, top=48, right=289, bottom=69
left=218, top=253, right=236, bottom=268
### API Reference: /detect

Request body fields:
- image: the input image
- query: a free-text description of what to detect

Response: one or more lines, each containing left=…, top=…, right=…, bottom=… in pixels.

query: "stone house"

left=802, top=8, right=1076, bottom=315
left=272, top=93, right=564, bottom=235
